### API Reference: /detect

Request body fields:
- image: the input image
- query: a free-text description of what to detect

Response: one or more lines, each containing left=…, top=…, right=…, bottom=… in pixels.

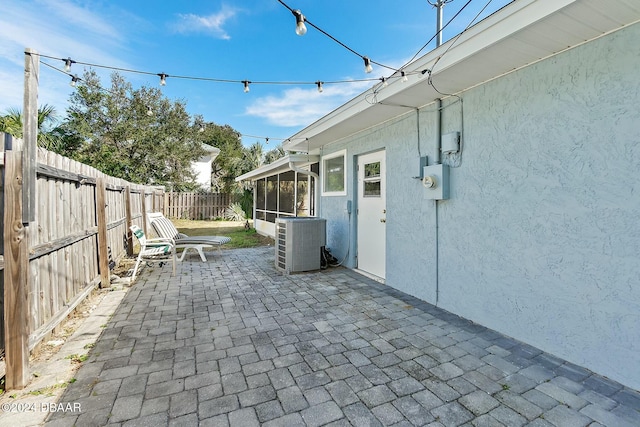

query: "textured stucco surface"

left=319, top=23, right=640, bottom=389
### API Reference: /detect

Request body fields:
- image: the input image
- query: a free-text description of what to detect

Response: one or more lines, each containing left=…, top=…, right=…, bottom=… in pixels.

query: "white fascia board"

left=235, top=154, right=320, bottom=182
left=283, top=0, right=578, bottom=151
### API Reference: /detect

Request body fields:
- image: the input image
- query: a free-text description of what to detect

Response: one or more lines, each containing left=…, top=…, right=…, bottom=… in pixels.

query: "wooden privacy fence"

left=164, top=192, right=231, bottom=220
left=1, top=133, right=165, bottom=389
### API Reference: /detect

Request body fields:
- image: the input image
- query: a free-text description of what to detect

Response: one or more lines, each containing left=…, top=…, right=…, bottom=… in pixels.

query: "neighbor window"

left=322, top=150, right=347, bottom=196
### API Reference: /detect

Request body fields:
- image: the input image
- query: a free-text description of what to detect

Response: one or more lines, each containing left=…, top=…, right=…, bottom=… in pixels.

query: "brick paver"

left=45, top=246, right=640, bottom=426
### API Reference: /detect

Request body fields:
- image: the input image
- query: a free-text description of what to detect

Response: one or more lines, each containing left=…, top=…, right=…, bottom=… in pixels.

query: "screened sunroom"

left=236, top=155, right=319, bottom=238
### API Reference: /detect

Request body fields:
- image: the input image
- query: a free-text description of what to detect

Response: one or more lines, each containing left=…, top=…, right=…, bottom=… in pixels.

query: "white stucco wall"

left=319, top=23, right=640, bottom=389
left=192, top=156, right=213, bottom=189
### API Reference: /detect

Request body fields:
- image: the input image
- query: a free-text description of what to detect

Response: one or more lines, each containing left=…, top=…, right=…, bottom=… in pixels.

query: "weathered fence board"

left=3, top=150, right=30, bottom=389
left=163, top=192, right=231, bottom=220
left=1, top=134, right=168, bottom=389
left=0, top=133, right=234, bottom=389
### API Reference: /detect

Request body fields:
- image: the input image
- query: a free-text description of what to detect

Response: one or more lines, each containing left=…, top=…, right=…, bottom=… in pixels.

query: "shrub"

left=224, top=202, right=247, bottom=221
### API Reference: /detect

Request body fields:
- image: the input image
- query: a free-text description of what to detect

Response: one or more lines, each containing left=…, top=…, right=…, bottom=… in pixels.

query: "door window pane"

left=364, top=181, right=381, bottom=197
left=363, top=161, right=381, bottom=197
left=364, top=161, right=380, bottom=178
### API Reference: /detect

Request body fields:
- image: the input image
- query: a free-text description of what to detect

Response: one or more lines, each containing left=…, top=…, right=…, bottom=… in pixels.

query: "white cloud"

left=38, top=0, right=125, bottom=42
left=245, top=81, right=372, bottom=128
left=173, top=5, right=238, bottom=40
left=0, top=0, right=136, bottom=113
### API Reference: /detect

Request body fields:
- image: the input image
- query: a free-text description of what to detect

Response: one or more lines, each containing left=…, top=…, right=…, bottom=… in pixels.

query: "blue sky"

left=0, top=0, right=512, bottom=146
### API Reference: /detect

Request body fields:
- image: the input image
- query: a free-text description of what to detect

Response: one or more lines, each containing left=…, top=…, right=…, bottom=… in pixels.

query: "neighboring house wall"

left=193, top=156, right=213, bottom=189
left=319, top=23, right=640, bottom=389
left=192, top=145, right=220, bottom=190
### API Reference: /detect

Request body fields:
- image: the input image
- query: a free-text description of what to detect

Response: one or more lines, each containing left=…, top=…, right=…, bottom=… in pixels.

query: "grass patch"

left=173, top=219, right=273, bottom=249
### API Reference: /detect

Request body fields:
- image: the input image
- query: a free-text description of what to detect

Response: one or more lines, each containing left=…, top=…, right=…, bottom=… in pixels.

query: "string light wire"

left=32, top=1, right=495, bottom=147
left=35, top=52, right=386, bottom=90
left=275, top=0, right=398, bottom=73
left=401, top=0, right=474, bottom=70
left=430, top=0, right=494, bottom=74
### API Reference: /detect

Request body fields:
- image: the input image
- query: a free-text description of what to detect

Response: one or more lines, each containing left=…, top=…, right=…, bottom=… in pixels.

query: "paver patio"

left=45, top=246, right=640, bottom=426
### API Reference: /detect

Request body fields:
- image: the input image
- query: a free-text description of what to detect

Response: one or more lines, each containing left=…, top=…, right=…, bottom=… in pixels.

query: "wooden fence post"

left=163, top=191, right=168, bottom=217
left=96, top=178, right=109, bottom=288
left=3, top=151, right=30, bottom=389
left=140, top=189, right=147, bottom=235
left=22, top=48, right=38, bottom=223
left=124, top=186, right=133, bottom=256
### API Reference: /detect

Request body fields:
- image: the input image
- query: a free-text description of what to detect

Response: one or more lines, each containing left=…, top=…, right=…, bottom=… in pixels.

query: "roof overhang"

left=283, top=0, right=640, bottom=152
left=235, top=154, right=320, bottom=182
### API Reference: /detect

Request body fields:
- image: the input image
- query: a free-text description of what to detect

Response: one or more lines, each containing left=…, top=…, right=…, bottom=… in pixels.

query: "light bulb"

left=381, top=77, right=388, bottom=87
left=363, top=57, right=373, bottom=74
left=70, top=75, right=79, bottom=87
left=64, top=57, right=73, bottom=72
left=146, top=107, right=153, bottom=116
left=316, top=81, right=323, bottom=93
left=243, top=80, right=250, bottom=93
left=401, top=71, right=408, bottom=82
left=293, top=10, right=307, bottom=36
left=158, top=73, right=167, bottom=86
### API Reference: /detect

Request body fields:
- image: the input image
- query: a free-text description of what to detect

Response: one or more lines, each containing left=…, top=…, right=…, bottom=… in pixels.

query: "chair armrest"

left=143, top=237, right=175, bottom=248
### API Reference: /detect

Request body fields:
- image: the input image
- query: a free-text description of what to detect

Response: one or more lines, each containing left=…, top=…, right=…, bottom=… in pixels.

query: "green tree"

left=61, top=70, right=206, bottom=190
left=0, top=104, right=62, bottom=150
left=229, top=142, right=287, bottom=218
left=199, top=122, right=243, bottom=193
left=265, top=144, right=285, bottom=165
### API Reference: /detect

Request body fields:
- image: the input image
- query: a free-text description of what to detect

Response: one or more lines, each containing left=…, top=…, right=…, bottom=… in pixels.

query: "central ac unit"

left=275, top=217, right=326, bottom=274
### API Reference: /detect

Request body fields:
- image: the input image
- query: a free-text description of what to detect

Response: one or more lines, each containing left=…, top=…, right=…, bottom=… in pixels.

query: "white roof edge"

left=202, top=144, right=221, bottom=154
left=282, top=0, right=580, bottom=151
left=235, top=154, right=320, bottom=182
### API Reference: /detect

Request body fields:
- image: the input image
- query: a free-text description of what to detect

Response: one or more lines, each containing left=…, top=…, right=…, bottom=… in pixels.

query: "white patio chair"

left=129, top=225, right=176, bottom=282
left=147, top=212, right=231, bottom=262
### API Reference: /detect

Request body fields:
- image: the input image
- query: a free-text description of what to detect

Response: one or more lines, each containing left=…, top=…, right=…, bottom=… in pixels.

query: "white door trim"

left=356, top=150, right=386, bottom=280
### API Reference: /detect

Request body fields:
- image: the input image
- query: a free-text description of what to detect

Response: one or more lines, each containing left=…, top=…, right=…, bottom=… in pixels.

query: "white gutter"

left=283, top=0, right=581, bottom=152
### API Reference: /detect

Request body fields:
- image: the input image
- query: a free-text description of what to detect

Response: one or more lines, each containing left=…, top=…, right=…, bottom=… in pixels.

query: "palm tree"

left=0, top=104, right=61, bottom=150
left=0, top=108, right=23, bottom=137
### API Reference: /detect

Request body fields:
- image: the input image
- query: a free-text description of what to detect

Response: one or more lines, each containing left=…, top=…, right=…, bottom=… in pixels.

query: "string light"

left=37, top=53, right=386, bottom=93
left=40, top=60, right=309, bottom=146
left=70, top=75, right=79, bottom=87
left=63, top=57, right=75, bottom=72
left=276, top=0, right=396, bottom=74
left=292, top=9, right=307, bottom=36
left=37, top=0, right=481, bottom=99
left=363, top=57, right=373, bottom=74
left=316, top=81, right=323, bottom=93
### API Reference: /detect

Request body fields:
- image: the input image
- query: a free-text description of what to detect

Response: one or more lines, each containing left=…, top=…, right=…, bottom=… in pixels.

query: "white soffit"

left=284, top=0, right=640, bottom=152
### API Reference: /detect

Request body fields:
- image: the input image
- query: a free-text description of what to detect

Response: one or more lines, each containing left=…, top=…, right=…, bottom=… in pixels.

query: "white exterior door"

left=357, top=150, right=386, bottom=279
